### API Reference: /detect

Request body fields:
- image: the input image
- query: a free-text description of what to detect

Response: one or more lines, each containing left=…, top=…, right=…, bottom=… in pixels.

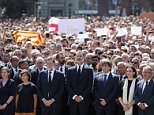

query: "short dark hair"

left=99, top=59, right=112, bottom=68
left=19, top=69, right=31, bottom=81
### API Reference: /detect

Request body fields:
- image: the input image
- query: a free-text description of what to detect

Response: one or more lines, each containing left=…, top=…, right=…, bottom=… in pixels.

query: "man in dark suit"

left=115, top=61, right=127, bottom=115
left=56, top=52, right=68, bottom=75
left=31, top=56, right=47, bottom=85
left=13, top=59, right=29, bottom=88
left=66, top=51, right=93, bottom=115
left=94, top=59, right=119, bottom=115
left=56, top=52, right=69, bottom=115
left=116, top=62, right=127, bottom=81
left=134, top=65, right=154, bottom=115
left=9, top=56, right=20, bottom=79
left=38, top=56, right=64, bottom=115
left=30, top=57, right=47, bottom=115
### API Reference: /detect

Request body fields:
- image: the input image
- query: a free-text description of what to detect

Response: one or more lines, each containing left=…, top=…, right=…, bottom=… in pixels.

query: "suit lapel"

left=74, top=65, right=78, bottom=78
left=143, top=79, right=153, bottom=96
left=139, top=81, right=144, bottom=96
left=105, top=73, right=112, bottom=87
left=52, top=70, right=56, bottom=82
left=79, top=65, right=87, bottom=81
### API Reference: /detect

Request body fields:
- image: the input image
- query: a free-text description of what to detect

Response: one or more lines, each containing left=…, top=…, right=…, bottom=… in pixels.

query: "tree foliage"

left=149, top=0, right=154, bottom=11
left=0, top=0, right=26, bottom=19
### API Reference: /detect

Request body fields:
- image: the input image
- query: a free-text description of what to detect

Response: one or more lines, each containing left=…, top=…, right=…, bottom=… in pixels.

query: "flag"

left=12, top=30, right=44, bottom=45
left=48, top=17, right=59, bottom=33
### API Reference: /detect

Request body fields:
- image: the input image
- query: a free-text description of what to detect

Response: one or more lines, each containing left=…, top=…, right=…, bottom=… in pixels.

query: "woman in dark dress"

left=118, top=65, right=138, bottom=115
left=15, top=69, right=37, bottom=115
left=0, top=67, right=16, bottom=115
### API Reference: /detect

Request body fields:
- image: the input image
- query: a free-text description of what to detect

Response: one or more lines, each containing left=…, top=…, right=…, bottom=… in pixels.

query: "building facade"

left=27, top=0, right=151, bottom=17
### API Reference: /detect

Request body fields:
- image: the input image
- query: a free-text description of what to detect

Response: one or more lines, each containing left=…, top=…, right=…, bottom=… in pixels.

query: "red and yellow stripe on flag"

left=12, top=30, right=44, bottom=45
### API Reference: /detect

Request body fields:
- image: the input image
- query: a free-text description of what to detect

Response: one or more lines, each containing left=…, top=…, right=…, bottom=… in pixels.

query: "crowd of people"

left=0, top=15, right=154, bottom=115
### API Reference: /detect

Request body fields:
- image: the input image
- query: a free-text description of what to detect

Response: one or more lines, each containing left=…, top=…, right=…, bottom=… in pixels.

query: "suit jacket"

left=59, top=64, right=68, bottom=76
left=9, top=67, right=19, bottom=79
left=13, top=69, right=23, bottom=88
left=94, top=72, right=119, bottom=105
left=66, top=65, right=93, bottom=103
left=134, top=79, right=154, bottom=115
left=37, top=70, right=64, bottom=102
left=31, top=67, right=47, bottom=85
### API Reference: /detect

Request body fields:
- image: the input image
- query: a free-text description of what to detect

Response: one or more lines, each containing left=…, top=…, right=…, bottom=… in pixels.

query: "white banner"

left=94, top=28, right=108, bottom=36
left=77, top=33, right=89, bottom=43
left=58, top=18, right=86, bottom=34
left=116, top=27, right=128, bottom=37
left=148, top=36, right=154, bottom=41
left=131, top=26, right=142, bottom=36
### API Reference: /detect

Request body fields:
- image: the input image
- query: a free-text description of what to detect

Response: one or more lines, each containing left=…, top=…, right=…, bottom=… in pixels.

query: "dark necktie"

left=15, top=68, right=18, bottom=72
left=60, top=67, right=63, bottom=72
left=5, top=63, right=7, bottom=67
left=142, top=81, right=148, bottom=94
left=49, top=71, right=52, bottom=83
left=77, top=66, right=81, bottom=85
left=119, top=75, right=123, bottom=81
left=103, top=75, right=107, bottom=87
left=77, top=66, right=81, bottom=77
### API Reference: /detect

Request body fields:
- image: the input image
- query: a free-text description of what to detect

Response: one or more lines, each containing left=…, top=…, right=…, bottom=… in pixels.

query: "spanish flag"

left=12, top=30, right=44, bottom=45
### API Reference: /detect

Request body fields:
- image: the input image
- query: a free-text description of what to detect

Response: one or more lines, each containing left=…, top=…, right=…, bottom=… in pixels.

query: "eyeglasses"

left=36, top=62, right=44, bottom=64
left=12, top=59, right=19, bottom=61
left=142, top=71, right=152, bottom=74
left=132, top=62, right=139, bottom=64
left=127, top=70, right=133, bottom=72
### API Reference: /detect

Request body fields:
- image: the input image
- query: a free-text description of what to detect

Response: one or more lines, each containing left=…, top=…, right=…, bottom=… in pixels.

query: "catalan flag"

left=12, top=30, right=44, bottom=45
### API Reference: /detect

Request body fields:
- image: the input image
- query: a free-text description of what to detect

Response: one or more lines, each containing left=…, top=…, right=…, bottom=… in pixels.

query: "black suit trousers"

left=41, top=101, right=61, bottom=115
left=69, top=100, right=90, bottom=115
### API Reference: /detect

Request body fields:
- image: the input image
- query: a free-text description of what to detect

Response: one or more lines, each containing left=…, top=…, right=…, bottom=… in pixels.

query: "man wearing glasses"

left=134, top=66, right=154, bottom=115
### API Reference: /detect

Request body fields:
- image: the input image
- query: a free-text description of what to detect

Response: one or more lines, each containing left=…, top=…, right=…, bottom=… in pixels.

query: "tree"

left=97, top=0, right=109, bottom=16
left=1, top=0, right=26, bottom=19
left=149, top=0, right=154, bottom=11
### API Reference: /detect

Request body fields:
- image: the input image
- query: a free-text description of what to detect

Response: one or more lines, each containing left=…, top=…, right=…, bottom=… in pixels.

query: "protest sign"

left=116, top=27, right=127, bottom=37
left=77, top=33, right=89, bottom=43
left=94, top=28, right=108, bottom=36
left=131, top=26, right=142, bottom=36
left=148, top=36, right=154, bottom=41
left=58, top=18, right=85, bottom=34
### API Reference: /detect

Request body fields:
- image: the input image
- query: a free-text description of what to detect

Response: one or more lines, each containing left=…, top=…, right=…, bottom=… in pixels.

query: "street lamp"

left=68, top=3, right=72, bottom=18
left=37, top=5, right=41, bottom=17
left=36, top=2, right=42, bottom=17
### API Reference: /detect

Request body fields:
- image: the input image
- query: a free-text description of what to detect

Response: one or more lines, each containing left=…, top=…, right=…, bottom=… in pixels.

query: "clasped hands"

left=139, top=103, right=147, bottom=110
left=75, top=96, right=83, bottom=103
left=0, top=103, right=7, bottom=110
left=100, top=99, right=107, bottom=106
left=43, top=98, right=55, bottom=107
left=123, top=104, right=131, bottom=111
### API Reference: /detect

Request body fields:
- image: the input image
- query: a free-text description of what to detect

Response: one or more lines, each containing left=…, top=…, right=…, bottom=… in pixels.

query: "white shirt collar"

left=48, top=69, right=55, bottom=81
left=103, top=72, right=110, bottom=77
left=144, top=79, right=151, bottom=84
left=77, top=64, right=84, bottom=71
left=59, top=64, right=65, bottom=72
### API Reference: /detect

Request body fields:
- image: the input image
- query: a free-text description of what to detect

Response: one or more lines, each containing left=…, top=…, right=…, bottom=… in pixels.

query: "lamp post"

left=68, top=3, right=72, bottom=19
left=36, top=2, right=42, bottom=17
left=38, top=5, right=41, bottom=17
